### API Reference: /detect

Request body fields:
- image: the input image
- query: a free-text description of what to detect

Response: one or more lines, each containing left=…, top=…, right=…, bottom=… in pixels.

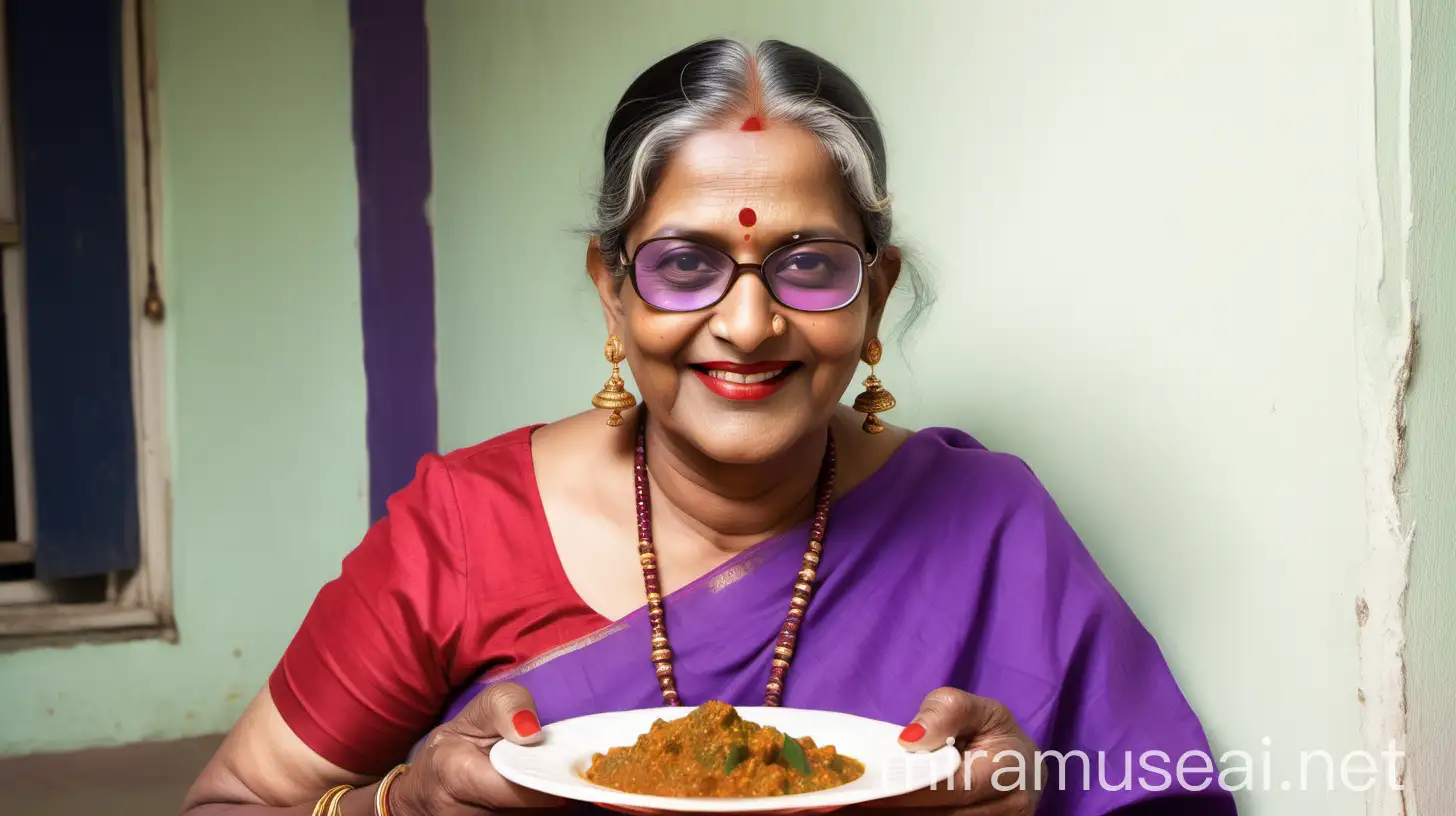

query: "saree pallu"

left=439, top=429, right=1237, bottom=815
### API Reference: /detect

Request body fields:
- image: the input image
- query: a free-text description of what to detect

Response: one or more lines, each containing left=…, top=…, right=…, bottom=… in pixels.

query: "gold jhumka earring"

left=852, top=338, right=895, bottom=434
left=592, top=335, right=636, bottom=426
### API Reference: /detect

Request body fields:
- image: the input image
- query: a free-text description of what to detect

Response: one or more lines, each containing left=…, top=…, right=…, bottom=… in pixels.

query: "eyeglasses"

left=624, top=236, right=872, bottom=313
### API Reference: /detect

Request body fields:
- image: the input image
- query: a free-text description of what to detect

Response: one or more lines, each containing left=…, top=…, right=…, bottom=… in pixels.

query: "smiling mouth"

left=688, top=362, right=801, bottom=400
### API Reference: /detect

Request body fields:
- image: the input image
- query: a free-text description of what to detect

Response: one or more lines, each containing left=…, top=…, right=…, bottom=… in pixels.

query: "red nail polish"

left=899, top=723, right=926, bottom=743
left=513, top=710, right=540, bottom=737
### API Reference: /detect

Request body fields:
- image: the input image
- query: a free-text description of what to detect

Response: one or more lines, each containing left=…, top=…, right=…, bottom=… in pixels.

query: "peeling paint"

left=1354, top=1, right=1415, bottom=814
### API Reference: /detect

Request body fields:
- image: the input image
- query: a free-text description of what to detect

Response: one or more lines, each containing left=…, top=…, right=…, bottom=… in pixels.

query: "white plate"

left=490, top=706, right=962, bottom=814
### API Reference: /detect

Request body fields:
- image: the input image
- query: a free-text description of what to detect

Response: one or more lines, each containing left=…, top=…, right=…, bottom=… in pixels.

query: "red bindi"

left=744, top=233, right=752, bottom=242
left=738, top=207, right=757, bottom=227
left=740, top=116, right=764, bottom=132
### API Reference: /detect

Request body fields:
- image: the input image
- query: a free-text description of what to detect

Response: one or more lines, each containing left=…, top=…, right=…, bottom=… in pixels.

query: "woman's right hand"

left=391, top=682, right=566, bottom=814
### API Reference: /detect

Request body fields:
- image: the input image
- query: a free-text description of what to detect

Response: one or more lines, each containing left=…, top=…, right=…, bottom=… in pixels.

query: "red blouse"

left=268, top=425, right=608, bottom=774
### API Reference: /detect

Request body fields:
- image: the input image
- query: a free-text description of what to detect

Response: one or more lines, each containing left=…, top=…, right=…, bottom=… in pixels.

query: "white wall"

left=429, top=2, right=1378, bottom=812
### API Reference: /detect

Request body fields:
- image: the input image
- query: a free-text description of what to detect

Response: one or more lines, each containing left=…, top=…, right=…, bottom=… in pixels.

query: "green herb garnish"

left=724, top=743, right=750, bottom=774
left=780, top=734, right=808, bottom=774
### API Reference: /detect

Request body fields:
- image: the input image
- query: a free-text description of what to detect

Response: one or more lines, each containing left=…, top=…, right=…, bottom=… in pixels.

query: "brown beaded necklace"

left=633, top=411, right=837, bottom=707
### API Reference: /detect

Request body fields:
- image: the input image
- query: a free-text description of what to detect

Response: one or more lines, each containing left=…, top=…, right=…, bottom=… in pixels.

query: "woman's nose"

left=708, top=273, right=778, bottom=352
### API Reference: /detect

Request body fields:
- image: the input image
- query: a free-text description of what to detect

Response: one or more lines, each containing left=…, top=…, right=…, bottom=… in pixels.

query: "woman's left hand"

left=859, top=687, right=1042, bottom=815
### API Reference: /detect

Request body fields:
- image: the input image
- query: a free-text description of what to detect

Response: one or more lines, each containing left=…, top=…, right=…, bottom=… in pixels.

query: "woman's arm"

left=182, top=682, right=563, bottom=815
left=181, top=687, right=377, bottom=814
left=180, top=450, right=572, bottom=814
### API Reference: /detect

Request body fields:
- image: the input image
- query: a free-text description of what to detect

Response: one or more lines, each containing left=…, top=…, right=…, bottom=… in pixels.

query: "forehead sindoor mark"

left=737, top=116, right=762, bottom=239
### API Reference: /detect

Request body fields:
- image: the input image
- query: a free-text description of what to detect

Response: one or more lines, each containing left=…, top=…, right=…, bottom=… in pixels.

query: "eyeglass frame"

left=620, top=235, right=880, bottom=313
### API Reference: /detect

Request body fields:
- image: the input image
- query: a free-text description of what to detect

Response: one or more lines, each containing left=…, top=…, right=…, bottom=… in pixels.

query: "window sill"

left=0, top=603, right=175, bottom=652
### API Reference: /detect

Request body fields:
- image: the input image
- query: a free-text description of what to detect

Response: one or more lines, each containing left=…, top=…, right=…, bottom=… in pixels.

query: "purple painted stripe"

left=349, top=0, right=438, bottom=520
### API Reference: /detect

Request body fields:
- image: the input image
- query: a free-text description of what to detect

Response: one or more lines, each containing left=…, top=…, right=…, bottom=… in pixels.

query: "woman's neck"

left=641, top=415, right=830, bottom=555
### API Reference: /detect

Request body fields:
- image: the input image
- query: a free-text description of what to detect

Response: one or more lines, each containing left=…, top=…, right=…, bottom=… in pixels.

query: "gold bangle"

left=375, top=764, right=409, bottom=816
left=311, top=784, right=353, bottom=816
left=328, top=784, right=353, bottom=816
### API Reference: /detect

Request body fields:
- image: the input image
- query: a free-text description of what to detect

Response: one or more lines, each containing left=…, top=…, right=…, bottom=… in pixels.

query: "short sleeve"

left=269, top=454, right=467, bottom=775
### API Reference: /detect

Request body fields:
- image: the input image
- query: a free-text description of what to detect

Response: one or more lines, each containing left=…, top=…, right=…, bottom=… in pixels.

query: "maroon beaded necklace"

left=633, top=411, right=837, bottom=707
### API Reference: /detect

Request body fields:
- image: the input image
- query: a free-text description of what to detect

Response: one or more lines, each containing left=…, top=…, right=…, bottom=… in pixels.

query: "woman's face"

left=590, top=124, right=900, bottom=464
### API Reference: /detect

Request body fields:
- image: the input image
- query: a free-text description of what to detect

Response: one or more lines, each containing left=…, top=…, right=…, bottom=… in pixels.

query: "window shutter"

left=10, top=0, right=140, bottom=579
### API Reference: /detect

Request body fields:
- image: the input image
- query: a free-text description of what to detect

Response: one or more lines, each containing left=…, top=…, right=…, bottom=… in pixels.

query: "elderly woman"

left=184, top=39, right=1235, bottom=816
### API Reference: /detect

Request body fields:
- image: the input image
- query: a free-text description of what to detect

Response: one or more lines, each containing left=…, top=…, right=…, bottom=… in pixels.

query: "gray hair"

left=591, top=39, right=932, bottom=338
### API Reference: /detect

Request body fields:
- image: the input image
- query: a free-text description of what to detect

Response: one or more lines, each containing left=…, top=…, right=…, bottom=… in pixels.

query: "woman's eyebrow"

left=769, top=227, right=853, bottom=243
left=646, top=225, right=854, bottom=244
left=645, top=226, right=722, bottom=243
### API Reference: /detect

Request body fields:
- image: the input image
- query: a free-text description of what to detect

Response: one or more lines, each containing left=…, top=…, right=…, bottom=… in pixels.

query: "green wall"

left=1406, top=0, right=1456, bottom=812
left=0, top=0, right=367, bottom=755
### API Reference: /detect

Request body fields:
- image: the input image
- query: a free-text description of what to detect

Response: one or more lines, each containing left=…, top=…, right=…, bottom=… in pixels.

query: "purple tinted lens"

left=632, top=239, right=735, bottom=311
left=765, top=242, right=863, bottom=311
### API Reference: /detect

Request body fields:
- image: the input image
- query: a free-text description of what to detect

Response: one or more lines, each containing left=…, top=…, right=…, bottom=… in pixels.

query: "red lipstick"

left=690, top=361, right=799, bottom=401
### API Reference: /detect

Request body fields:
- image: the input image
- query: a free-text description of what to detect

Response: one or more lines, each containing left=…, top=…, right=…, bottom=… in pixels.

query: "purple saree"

left=441, top=428, right=1237, bottom=815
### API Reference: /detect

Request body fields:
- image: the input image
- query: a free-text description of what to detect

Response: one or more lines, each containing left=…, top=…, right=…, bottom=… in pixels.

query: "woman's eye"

left=782, top=253, right=832, bottom=272
left=776, top=253, right=840, bottom=282
left=661, top=251, right=711, bottom=272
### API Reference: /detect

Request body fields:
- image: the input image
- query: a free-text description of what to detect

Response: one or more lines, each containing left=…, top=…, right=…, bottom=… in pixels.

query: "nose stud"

left=772, top=314, right=787, bottom=336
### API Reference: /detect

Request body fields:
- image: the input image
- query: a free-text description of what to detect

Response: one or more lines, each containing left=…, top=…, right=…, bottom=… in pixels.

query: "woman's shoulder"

left=885, top=424, right=1049, bottom=503
left=418, top=411, right=625, bottom=521
left=426, top=419, right=576, bottom=493
left=889, top=425, right=1130, bottom=599
left=877, top=424, right=1116, bottom=570
left=436, top=422, right=541, bottom=470
left=394, top=423, right=550, bottom=530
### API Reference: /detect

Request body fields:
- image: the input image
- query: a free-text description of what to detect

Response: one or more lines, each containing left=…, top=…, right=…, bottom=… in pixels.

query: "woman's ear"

left=587, top=238, right=625, bottom=337
left=869, top=245, right=902, bottom=318
left=863, top=246, right=902, bottom=346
